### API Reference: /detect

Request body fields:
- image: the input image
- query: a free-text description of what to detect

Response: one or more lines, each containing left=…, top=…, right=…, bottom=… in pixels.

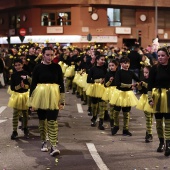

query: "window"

left=9, top=14, right=21, bottom=29
left=41, top=10, right=71, bottom=26
left=16, top=14, right=20, bottom=28
left=107, top=8, right=121, bottom=26
left=57, top=12, right=71, bottom=26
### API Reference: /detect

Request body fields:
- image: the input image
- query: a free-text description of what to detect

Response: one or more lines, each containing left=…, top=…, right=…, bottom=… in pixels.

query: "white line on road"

left=0, top=106, right=7, bottom=114
left=86, top=143, right=109, bottom=170
left=0, top=120, right=7, bottom=123
left=77, top=103, right=83, bottom=113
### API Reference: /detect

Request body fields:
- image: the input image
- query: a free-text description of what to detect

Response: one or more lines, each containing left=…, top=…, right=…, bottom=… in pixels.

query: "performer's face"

left=14, top=62, right=23, bottom=72
left=43, top=50, right=54, bottom=64
left=157, top=50, right=169, bottom=65
left=109, top=62, right=117, bottom=71
left=121, top=62, right=130, bottom=70
left=143, top=67, right=149, bottom=79
left=97, top=56, right=105, bottom=66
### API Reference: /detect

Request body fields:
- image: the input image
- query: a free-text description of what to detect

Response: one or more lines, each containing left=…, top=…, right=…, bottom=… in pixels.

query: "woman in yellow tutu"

left=86, top=54, right=107, bottom=129
left=29, top=47, right=65, bottom=156
left=8, top=58, right=30, bottom=139
left=136, top=65, right=153, bottom=142
left=147, top=47, right=170, bottom=156
left=109, top=56, right=139, bottom=136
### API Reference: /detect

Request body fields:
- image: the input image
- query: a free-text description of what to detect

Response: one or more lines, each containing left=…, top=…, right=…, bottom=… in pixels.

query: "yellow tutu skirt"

left=102, top=86, right=116, bottom=101
left=7, top=86, right=13, bottom=95
left=109, top=89, right=138, bottom=107
left=77, top=74, right=87, bottom=88
left=86, top=83, right=105, bottom=98
left=79, top=73, right=87, bottom=89
left=29, top=84, right=60, bottom=110
left=73, top=72, right=80, bottom=84
left=136, top=94, right=153, bottom=113
left=8, top=91, right=29, bottom=110
left=152, top=88, right=170, bottom=113
left=64, top=65, right=75, bottom=77
left=58, top=61, right=68, bottom=74
left=84, top=83, right=91, bottom=92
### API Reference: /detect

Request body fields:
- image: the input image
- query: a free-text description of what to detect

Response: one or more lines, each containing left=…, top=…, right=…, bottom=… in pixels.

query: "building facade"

left=0, top=0, right=170, bottom=48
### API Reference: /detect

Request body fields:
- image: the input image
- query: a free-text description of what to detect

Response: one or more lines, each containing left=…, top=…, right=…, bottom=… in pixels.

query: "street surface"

left=0, top=87, right=170, bottom=170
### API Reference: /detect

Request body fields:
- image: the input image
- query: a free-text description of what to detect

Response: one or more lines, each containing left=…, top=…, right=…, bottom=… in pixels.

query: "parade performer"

left=86, top=55, right=107, bottom=129
left=136, top=65, right=153, bottom=142
left=110, top=56, right=139, bottom=136
left=102, top=60, right=119, bottom=134
left=8, top=59, right=30, bottom=139
left=29, top=47, right=65, bottom=156
left=147, top=47, right=170, bottom=156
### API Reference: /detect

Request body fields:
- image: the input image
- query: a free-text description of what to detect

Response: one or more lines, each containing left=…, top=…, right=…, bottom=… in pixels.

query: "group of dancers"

left=5, top=42, right=170, bottom=157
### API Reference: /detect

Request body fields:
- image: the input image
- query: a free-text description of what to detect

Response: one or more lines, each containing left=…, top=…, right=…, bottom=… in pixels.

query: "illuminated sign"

left=0, top=35, right=118, bottom=44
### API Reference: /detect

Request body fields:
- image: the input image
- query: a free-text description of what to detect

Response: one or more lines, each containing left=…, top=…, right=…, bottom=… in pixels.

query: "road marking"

left=0, top=120, right=7, bottom=123
left=0, top=106, right=7, bottom=114
left=86, top=143, right=109, bottom=170
left=77, top=103, right=83, bottom=113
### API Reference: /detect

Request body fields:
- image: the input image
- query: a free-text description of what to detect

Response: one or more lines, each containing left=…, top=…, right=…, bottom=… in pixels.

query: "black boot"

left=145, top=133, right=153, bottom=143
left=123, top=129, right=132, bottom=136
left=98, top=119, right=105, bottom=130
left=111, top=126, right=119, bottom=135
left=11, top=131, right=18, bottom=140
left=91, top=116, right=97, bottom=127
left=165, top=140, right=170, bottom=156
left=157, top=138, right=165, bottom=152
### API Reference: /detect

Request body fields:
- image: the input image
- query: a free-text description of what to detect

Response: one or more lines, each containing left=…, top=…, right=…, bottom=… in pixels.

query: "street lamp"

left=155, top=0, right=158, bottom=38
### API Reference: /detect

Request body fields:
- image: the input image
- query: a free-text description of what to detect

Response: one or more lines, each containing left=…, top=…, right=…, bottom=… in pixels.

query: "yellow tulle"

left=79, top=73, right=87, bottom=89
left=86, top=83, right=105, bottom=98
left=7, top=86, right=13, bottom=95
left=152, top=88, right=170, bottom=113
left=29, top=84, right=60, bottom=110
left=76, top=73, right=87, bottom=88
left=84, top=83, right=91, bottom=92
left=109, top=89, right=138, bottom=107
left=58, top=61, right=68, bottom=74
left=136, top=94, right=153, bottom=113
left=73, top=72, right=81, bottom=84
left=8, top=91, right=29, bottom=110
left=102, top=86, right=116, bottom=101
left=64, top=65, right=75, bottom=77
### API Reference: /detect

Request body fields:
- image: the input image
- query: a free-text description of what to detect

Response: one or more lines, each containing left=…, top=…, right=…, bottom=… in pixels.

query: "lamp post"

left=155, top=0, right=158, bottom=38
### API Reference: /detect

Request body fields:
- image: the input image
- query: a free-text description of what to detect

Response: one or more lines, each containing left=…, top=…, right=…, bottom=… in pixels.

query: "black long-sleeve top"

left=127, top=50, right=142, bottom=70
left=87, top=65, right=107, bottom=83
left=10, top=70, right=30, bottom=93
left=0, top=58, right=4, bottom=73
left=26, top=55, right=37, bottom=73
left=85, top=61, right=94, bottom=74
left=75, top=63, right=81, bottom=72
left=148, top=64, right=170, bottom=91
left=66, top=55, right=78, bottom=66
left=115, top=69, right=139, bottom=91
left=104, top=70, right=117, bottom=87
left=30, top=63, right=64, bottom=96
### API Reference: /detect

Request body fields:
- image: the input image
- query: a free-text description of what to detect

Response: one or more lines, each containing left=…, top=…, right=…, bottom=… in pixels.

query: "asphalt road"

left=0, top=87, right=170, bottom=170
